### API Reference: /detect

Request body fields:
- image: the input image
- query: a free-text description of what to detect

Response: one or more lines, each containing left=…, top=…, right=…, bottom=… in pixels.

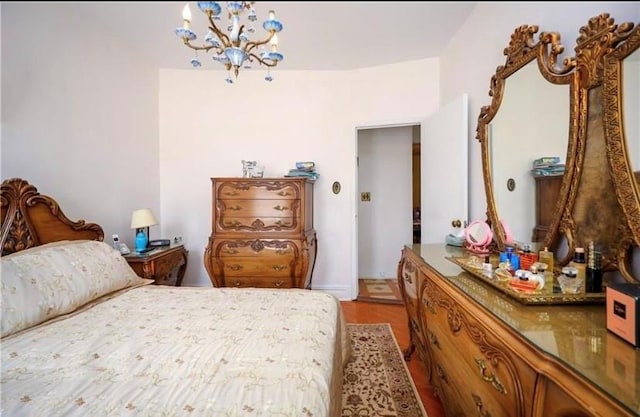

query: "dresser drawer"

left=423, top=281, right=536, bottom=417
left=220, top=276, right=295, bottom=288
left=216, top=256, right=294, bottom=277
left=217, top=215, right=300, bottom=234
left=216, top=180, right=301, bottom=200
left=219, top=199, right=300, bottom=218
left=214, top=239, right=297, bottom=257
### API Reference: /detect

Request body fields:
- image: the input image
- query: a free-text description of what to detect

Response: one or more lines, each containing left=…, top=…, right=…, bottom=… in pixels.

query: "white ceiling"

left=86, top=1, right=477, bottom=71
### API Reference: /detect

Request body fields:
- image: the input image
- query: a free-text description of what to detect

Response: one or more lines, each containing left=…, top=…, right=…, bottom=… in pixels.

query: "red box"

left=606, top=283, right=640, bottom=348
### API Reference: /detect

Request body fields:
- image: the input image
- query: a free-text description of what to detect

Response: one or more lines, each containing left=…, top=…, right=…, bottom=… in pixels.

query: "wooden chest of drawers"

left=204, top=178, right=317, bottom=289
left=398, top=245, right=639, bottom=417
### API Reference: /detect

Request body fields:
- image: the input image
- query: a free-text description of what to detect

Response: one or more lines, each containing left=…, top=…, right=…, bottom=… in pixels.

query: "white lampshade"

left=131, top=208, right=158, bottom=229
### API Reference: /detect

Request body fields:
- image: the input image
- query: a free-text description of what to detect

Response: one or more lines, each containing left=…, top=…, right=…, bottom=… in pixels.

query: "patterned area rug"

left=343, top=323, right=428, bottom=417
left=357, top=279, right=403, bottom=305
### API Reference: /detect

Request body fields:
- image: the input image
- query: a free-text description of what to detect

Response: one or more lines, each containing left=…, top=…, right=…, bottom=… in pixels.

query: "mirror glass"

left=623, top=46, right=639, bottom=184
left=489, top=62, right=570, bottom=246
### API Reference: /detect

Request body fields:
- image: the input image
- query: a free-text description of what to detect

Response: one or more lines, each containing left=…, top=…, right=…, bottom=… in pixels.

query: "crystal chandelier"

left=175, top=2, right=284, bottom=83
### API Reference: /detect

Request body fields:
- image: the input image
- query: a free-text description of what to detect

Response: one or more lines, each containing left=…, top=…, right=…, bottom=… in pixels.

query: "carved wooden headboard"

left=0, top=178, right=104, bottom=256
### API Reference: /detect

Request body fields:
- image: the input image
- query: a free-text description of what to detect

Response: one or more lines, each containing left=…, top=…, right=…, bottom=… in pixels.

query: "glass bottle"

left=558, top=266, right=582, bottom=294
left=538, top=247, right=555, bottom=291
left=520, top=243, right=538, bottom=271
left=569, top=247, right=586, bottom=295
left=585, top=241, right=603, bottom=293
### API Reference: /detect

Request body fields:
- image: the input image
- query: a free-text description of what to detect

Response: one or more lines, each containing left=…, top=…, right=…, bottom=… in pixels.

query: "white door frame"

left=352, top=117, right=424, bottom=300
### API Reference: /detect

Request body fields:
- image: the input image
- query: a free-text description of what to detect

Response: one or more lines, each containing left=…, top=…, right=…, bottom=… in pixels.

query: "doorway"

left=356, top=124, right=420, bottom=302
left=352, top=93, right=469, bottom=301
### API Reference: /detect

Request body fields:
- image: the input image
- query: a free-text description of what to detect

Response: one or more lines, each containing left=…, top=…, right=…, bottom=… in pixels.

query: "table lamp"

left=131, top=208, right=158, bottom=252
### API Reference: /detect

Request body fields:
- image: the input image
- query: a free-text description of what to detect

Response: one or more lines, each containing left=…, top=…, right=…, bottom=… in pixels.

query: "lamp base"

left=135, top=230, right=148, bottom=252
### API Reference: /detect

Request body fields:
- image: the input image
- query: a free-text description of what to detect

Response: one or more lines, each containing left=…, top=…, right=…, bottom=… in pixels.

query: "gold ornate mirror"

left=476, top=25, right=575, bottom=251
left=477, top=13, right=639, bottom=284
left=604, top=22, right=640, bottom=281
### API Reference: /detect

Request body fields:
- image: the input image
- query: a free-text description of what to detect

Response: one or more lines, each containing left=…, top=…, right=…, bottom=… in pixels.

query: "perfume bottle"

left=585, top=241, right=603, bottom=293
left=520, top=243, right=538, bottom=271
left=558, top=266, right=582, bottom=294
left=538, top=246, right=554, bottom=273
left=569, top=247, right=586, bottom=295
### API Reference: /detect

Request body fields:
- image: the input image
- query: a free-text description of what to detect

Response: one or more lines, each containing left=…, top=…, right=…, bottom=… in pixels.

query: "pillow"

left=1, top=240, right=146, bottom=338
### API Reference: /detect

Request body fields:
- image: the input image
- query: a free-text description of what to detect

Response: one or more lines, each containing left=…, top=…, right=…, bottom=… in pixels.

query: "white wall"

left=491, top=63, right=569, bottom=243
left=3, top=3, right=638, bottom=300
left=1, top=3, right=160, bottom=246
left=159, top=59, right=440, bottom=297
left=440, top=2, right=640, bottom=223
left=357, top=127, right=413, bottom=279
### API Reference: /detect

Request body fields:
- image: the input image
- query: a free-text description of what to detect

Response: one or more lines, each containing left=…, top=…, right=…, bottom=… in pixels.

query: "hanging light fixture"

left=175, top=2, right=284, bottom=83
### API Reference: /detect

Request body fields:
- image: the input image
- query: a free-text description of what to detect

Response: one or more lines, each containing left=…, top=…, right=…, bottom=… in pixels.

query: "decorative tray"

left=446, top=255, right=606, bottom=305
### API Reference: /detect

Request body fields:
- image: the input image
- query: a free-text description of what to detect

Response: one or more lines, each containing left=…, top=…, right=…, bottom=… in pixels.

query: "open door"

left=421, top=94, right=469, bottom=243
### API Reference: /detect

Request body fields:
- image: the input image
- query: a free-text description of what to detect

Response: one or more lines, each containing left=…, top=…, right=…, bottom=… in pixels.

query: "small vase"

left=135, top=231, right=148, bottom=252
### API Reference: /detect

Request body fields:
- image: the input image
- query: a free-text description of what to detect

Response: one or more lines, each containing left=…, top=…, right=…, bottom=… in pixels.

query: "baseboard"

left=311, top=284, right=354, bottom=301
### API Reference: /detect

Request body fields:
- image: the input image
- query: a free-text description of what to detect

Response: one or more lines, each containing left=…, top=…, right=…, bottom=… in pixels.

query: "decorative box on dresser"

left=398, top=244, right=640, bottom=417
left=204, top=177, right=317, bottom=289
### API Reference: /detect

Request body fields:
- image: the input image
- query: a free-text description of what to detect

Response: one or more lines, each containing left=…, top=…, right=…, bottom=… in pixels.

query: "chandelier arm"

left=182, top=40, right=223, bottom=54
left=245, top=31, right=276, bottom=53
left=248, top=52, right=277, bottom=68
left=206, top=14, right=231, bottom=48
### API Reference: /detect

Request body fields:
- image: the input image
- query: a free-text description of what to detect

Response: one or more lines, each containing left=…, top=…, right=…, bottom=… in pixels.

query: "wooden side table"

left=123, top=245, right=188, bottom=286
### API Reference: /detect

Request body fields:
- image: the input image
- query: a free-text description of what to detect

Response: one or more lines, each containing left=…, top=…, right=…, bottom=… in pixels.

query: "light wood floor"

left=341, top=300, right=446, bottom=417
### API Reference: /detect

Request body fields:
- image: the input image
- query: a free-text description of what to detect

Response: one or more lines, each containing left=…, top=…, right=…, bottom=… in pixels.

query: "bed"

left=1, top=178, right=349, bottom=417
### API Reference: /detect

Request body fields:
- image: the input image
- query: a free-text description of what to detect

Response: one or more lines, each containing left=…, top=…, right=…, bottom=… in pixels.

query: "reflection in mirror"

left=490, top=62, right=569, bottom=246
left=623, top=46, right=639, bottom=183
left=477, top=24, right=574, bottom=252
left=464, top=220, right=493, bottom=254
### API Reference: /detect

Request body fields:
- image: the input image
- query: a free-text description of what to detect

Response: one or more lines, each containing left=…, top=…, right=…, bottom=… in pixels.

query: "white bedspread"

left=1, top=286, right=345, bottom=417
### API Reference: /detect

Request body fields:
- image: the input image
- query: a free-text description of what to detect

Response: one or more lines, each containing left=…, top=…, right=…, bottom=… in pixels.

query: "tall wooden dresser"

left=204, top=177, right=317, bottom=289
left=532, top=173, right=563, bottom=242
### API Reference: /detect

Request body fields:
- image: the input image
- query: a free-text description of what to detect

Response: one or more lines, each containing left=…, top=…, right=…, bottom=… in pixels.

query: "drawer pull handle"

left=228, top=205, right=242, bottom=211
left=224, top=191, right=240, bottom=197
left=427, top=330, right=441, bottom=350
left=272, top=265, right=288, bottom=272
left=276, top=191, right=292, bottom=197
left=222, top=248, right=239, bottom=254
left=472, top=393, right=492, bottom=417
left=224, top=220, right=242, bottom=227
left=228, top=264, right=243, bottom=271
left=403, top=272, right=413, bottom=284
left=475, top=358, right=506, bottom=394
left=273, top=205, right=289, bottom=211
left=273, top=281, right=284, bottom=287
left=274, top=220, right=291, bottom=227
left=232, top=281, right=242, bottom=287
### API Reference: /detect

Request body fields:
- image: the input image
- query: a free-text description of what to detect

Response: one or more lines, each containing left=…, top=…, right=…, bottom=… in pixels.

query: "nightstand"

left=123, top=245, right=188, bottom=286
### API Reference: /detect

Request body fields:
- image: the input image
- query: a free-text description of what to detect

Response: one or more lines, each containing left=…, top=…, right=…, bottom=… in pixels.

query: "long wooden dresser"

left=398, top=244, right=640, bottom=417
left=204, top=177, right=317, bottom=289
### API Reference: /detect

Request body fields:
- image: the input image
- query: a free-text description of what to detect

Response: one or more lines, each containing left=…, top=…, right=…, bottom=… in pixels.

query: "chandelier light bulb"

left=182, top=4, right=192, bottom=28
left=175, top=1, right=284, bottom=82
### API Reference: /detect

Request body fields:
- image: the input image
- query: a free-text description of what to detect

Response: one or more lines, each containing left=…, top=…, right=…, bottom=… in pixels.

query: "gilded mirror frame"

left=603, top=23, right=640, bottom=281
left=476, top=24, right=575, bottom=252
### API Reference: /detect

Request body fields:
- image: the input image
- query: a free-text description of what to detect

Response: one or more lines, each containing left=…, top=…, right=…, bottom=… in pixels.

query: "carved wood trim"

left=425, top=281, right=527, bottom=417
left=603, top=24, right=640, bottom=259
left=1, top=178, right=104, bottom=256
